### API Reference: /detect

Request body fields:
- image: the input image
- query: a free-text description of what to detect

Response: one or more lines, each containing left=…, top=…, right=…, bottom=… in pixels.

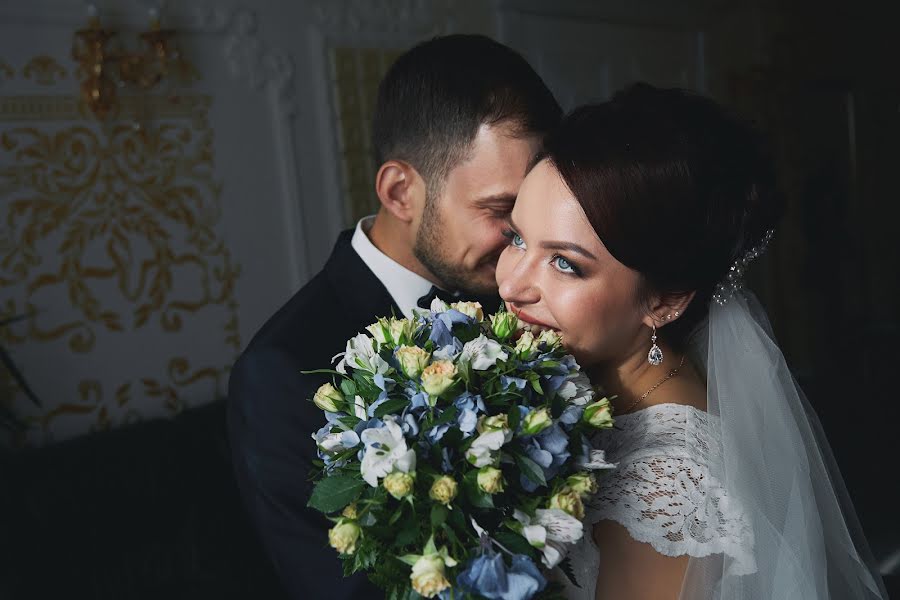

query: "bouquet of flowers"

left=306, top=299, right=616, bottom=599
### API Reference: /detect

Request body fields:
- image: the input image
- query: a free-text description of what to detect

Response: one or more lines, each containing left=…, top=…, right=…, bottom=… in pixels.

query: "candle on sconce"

left=147, top=3, right=163, bottom=29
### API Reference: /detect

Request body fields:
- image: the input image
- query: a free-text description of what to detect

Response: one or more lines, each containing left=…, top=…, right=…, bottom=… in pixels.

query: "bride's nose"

left=498, top=258, right=540, bottom=306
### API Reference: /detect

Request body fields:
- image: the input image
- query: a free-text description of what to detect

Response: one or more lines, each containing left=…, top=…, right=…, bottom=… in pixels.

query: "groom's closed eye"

left=474, top=194, right=516, bottom=217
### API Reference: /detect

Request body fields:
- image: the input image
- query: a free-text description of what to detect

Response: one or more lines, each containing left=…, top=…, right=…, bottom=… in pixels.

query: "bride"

left=494, top=83, right=887, bottom=599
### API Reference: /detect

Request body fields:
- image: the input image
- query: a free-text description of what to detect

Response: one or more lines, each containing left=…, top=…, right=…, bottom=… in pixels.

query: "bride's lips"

left=509, top=305, right=559, bottom=333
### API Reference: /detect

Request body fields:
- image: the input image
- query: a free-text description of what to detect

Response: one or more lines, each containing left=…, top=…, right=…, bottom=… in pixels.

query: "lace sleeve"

left=587, top=454, right=756, bottom=574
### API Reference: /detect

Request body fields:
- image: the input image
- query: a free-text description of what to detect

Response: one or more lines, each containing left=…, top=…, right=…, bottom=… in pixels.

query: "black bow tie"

left=417, top=286, right=458, bottom=309
left=416, top=286, right=503, bottom=314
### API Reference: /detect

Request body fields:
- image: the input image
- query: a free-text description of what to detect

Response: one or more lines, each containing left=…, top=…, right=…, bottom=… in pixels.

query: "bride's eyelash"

left=502, top=228, right=582, bottom=276
left=551, top=254, right=582, bottom=276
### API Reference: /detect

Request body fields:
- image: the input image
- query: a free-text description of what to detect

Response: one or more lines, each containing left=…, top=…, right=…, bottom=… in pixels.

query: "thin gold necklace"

left=619, top=355, right=686, bottom=414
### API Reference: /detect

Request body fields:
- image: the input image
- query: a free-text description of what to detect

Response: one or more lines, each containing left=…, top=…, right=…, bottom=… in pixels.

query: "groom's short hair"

left=372, top=34, right=561, bottom=196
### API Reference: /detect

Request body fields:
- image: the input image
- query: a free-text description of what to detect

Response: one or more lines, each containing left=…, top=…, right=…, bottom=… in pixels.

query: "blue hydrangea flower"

left=453, top=392, right=486, bottom=437
left=521, top=424, right=570, bottom=492
left=456, top=548, right=547, bottom=600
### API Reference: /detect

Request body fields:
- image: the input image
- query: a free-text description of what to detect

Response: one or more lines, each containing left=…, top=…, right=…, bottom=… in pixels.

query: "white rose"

left=450, top=301, right=484, bottom=322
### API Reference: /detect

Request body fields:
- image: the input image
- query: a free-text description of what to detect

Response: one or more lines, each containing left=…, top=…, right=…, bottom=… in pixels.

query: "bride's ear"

left=640, top=290, right=696, bottom=329
left=375, top=160, right=426, bottom=224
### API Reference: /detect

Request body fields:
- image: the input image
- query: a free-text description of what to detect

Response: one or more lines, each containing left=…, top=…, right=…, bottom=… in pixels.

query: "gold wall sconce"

left=72, top=5, right=188, bottom=119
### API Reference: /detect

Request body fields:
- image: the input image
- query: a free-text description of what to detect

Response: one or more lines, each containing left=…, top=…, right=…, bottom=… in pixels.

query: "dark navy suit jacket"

left=227, top=229, right=500, bottom=599
left=227, top=230, right=395, bottom=599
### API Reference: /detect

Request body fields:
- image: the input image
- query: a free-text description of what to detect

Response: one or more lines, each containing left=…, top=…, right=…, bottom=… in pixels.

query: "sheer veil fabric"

left=678, top=291, right=887, bottom=599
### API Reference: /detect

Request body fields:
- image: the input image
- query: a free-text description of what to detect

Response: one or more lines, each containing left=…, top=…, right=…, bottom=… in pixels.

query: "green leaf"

left=430, top=405, right=459, bottom=428
left=300, top=368, right=344, bottom=377
left=494, top=530, right=539, bottom=561
left=307, top=474, right=366, bottom=513
left=388, top=503, right=405, bottom=525
left=527, top=372, right=544, bottom=394
left=395, top=516, right=420, bottom=547
left=558, top=556, right=581, bottom=588
left=374, top=397, right=410, bottom=418
left=430, top=504, right=448, bottom=529
left=340, top=379, right=358, bottom=397
left=463, top=469, right=494, bottom=509
left=507, top=403, right=521, bottom=432
left=514, top=452, right=547, bottom=487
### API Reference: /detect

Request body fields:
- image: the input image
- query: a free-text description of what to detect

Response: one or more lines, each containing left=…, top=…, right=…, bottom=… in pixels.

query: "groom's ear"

left=375, top=160, right=426, bottom=224
left=641, top=291, right=697, bottom=329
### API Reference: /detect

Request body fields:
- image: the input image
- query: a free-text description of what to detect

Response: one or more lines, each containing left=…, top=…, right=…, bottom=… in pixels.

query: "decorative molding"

left=305, top=0, right=455, bottom=36
left=190, top=6, right=307, bottom=288
left=22, top=55, right=68, bottom=85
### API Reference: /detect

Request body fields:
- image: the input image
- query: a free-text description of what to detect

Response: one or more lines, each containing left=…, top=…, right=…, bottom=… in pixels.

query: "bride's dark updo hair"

left=540, top=83, right=784, bottom=347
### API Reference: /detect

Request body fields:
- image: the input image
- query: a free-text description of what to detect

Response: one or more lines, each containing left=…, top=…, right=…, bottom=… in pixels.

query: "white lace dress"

left=562, top=403, right=756, bottom=599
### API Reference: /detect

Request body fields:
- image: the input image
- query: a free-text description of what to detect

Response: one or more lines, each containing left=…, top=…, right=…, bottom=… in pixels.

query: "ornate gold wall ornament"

left=0, top=59, right=13, bottom=81
left=72, top=15, right=193, bottom=119
left=23, top=55, right=68, bottom=86
left=2, top=55, right=241, bottom=445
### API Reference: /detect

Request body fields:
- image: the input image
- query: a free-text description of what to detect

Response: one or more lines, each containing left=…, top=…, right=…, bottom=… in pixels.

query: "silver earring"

left=648, top=325, right=663, bottom=365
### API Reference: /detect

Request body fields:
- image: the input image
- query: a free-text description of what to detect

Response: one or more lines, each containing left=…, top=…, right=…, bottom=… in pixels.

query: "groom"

left=227, top=34, right=561, bottom=599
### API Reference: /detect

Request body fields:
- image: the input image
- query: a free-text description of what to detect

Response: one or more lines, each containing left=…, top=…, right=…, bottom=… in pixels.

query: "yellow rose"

left=451, top=301, right=484, bottom=322
left=522, top=407, right=553, bottom=435
left=410, top=554, right=451, bottom=598
left=421, top=360, right=458, bottom=397
left=389, top=318, right=417, bottom=346
left=341, top=503, right=359, bottom=519
left=566, top=473, right=598, bottom=497
left=583, top=397, right=614, bottom=429
left=515, top=331, right=537, bottom=357
left=477, top=466, right=505, bottom=494
left=328, top=519, right=361, bottom=555
left=429, top=476, right=458, bottom=506
left=395, top=345, right=431, bottom=379
left=313, top=382, right=344, bottom=413
left=478, top=413, right=509, bottom=434
left=367, top=317, right=415, bottom=348
left=549, top=487, right=585, bottom=520
left=537, top=329, right=562, bottom=349
left=383, top=471, right=415, bottom=500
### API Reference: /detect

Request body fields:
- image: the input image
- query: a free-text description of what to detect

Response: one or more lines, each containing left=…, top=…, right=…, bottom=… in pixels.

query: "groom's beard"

left=413, top=197, right=500, bottom=297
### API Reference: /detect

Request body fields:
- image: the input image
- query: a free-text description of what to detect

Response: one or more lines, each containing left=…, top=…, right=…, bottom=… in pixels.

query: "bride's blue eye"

left=502, top=229, right=526, bottom=249
left=553, top=255, right=578, bottom=275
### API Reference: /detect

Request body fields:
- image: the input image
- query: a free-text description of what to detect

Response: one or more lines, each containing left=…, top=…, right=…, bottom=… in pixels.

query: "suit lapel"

left=323, top=230, right=401, bottom=326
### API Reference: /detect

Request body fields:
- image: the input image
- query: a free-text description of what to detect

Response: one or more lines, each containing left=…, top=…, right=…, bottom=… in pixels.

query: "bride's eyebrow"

left=540, top=240, right=596, bottom=260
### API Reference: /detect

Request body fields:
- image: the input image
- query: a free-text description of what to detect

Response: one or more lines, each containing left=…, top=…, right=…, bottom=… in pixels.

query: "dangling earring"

left=648, top=324, right=663, bottom=366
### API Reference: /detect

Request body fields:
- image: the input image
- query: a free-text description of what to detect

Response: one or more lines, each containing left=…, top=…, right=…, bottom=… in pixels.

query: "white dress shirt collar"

left=351, top=216, right=435, bottom=319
